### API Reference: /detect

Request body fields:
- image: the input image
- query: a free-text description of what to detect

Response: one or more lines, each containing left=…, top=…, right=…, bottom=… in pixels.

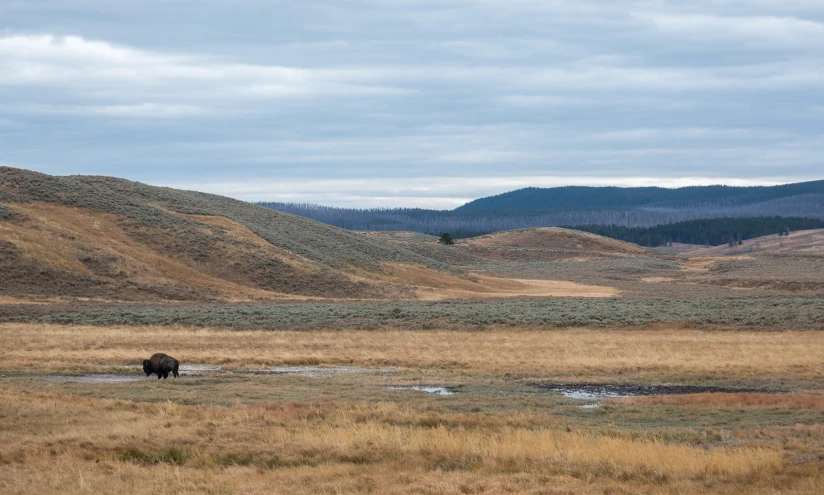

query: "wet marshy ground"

left=532, top=382, right=788, bottom=408
left=532, top=382, right=782, bottom=398
left=31, top=364, right=397, bottom=382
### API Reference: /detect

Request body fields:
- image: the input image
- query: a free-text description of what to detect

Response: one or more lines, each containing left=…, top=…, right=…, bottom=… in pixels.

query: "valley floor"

left=1, top=324, right=823, bottom=494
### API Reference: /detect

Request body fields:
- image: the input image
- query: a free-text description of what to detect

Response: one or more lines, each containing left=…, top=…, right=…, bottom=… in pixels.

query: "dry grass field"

left=0, top=388, right=799, bottom=495
left=2, top=323, right=824, bottom=494
left=2, top=323, right=823, bottom=380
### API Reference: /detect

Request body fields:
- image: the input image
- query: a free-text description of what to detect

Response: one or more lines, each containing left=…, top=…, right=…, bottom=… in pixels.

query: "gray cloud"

left=0, top=1, right=822, bottom=208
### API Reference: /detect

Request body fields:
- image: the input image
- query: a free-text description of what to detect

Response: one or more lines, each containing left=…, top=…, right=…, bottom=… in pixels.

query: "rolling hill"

left=688, top=229, right=824, bottom=256
left=454, top=227, right=645, bottom=261
left=0, top=168, right=626, bottom=302
left=0, top=167, right=469, bottom=302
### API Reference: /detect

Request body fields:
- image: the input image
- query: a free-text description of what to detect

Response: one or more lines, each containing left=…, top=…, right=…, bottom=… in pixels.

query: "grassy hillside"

left=454, top=227, right=645, bottom=261
left=0, top=168, right=465, bottom=270
left=2, top=168, right=641, bottom=302
left=690, top=228, right=824, bottom=256
left=0, top=167, right=490, bottom=302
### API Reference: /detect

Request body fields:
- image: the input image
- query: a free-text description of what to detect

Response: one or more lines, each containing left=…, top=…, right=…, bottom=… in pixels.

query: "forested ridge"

left=570, top=217, right=824, bottom=247
left=456, top=182, right=824, bottom=211
left=258, top=181, right=824, bottom=244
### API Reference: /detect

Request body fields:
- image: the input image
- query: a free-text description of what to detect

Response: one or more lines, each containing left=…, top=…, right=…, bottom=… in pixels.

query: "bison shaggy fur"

left=143, top=353, right=180, bottom=379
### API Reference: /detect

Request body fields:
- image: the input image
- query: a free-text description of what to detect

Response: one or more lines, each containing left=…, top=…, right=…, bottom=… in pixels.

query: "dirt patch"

left=0, top=296, right=54, bottom=304
left=383, top=264, right=620, bottom=299
left=641, top=277, right=676, bottom=283
left=414, top=280, right=619, bottom=300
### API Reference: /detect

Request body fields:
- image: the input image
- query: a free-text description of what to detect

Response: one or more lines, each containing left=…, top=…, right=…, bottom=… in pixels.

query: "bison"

left=143, top=353, right=180, bottom=379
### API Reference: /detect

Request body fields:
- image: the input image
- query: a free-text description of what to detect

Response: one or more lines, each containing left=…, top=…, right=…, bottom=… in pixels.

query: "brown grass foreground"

left=2, top=324, right=824, bottom=493
left=2, top=323, right=823, bottom=380
left=0, top=388, right=802, bottom=495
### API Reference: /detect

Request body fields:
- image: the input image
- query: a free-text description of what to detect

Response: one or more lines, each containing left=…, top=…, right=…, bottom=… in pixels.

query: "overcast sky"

left=1, top=1, right=823, bottom=208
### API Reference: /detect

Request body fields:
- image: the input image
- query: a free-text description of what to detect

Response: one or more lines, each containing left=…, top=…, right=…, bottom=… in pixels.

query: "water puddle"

left=32, top=365, right=393, bottom=384
left=386, top=386, right=455, bottom=396
left=533, top=382, right=771, bottom=398
left=236, top=366, right=393, bottom=378
left=38, top=375, right=144, bottom=384
left=180, top=364, right=222, bottom=373
left=533, top=382, right=779, bottom=409
left=553, top=388, right=631, bottom=400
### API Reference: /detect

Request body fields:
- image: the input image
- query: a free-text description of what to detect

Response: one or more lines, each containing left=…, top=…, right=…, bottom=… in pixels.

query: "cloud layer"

left=1, top=1, right=822, bottom=207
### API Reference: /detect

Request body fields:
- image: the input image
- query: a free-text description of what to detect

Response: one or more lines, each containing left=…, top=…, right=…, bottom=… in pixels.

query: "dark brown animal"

left=143, top=353, right=180, bottom=379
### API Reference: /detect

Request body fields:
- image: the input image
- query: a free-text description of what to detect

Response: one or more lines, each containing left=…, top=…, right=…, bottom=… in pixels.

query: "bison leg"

left=173, top=370, right=179, bottom=378
left=157, top=373, right=162, bottom=379
left=163, top=372, right=169, bottom=379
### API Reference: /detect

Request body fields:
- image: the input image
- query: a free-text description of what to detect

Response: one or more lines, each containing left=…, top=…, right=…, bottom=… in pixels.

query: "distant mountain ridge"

left=456, top=182, right=824, bottom=212
left=260, top=180, right=824, bottom=238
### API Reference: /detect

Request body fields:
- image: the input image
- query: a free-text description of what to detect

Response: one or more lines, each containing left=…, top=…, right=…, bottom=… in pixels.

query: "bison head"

left=142, top=359, right=152, bottom=376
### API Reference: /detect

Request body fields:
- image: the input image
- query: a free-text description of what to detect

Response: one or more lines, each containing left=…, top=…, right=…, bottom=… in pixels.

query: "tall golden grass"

left=0, top=388, right=795, bottom=495
left=2, top=323, right=823, bottom=380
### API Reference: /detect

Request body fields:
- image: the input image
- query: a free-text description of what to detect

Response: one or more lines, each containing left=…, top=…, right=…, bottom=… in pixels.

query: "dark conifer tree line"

left=569, top=217, right=824, bottom=247
left=257, top=183, right=824, bottom=246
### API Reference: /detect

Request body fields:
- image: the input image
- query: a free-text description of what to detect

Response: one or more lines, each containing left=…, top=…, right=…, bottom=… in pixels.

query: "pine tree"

left=438, top=232, right=454, bottom=245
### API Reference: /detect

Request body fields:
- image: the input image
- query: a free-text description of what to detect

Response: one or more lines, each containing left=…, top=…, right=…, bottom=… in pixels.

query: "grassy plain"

left=2, top=323, right=824, bottom=494
left=2, top=323, right=824, bottom=381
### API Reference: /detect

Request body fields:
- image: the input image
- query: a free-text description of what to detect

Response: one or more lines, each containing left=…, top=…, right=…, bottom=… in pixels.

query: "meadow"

left=2, top=323, right=823, bottom=494
left=2, top=323, right=824, bottom=380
